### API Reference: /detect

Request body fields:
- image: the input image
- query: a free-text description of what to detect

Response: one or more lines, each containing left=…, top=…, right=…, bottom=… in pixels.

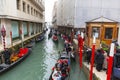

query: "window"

left=23, top=22, right=28, bottom=36
left=104, top=28, right=113, bottom=39
left=31, top=7, right=33, bottom=15
left=39, top=24, right=40, bottom=32
left=117, top=28, right=119, bottom=38
left=86, top=26, right=89, bottom=37
left=12, top=21, right=19, bottom=39
left=36, top=11, right=38, bottom=17
left=30, top=23, right=34, bottom=35
left=27, top=4, right=30, bottom=14
left=91, top=27, right=100, bottom=38
left=17, top=0, right=20, bottom=10
left=23, top=1, right=26, bottom=12
left=34, top=9, right=36, bottom=16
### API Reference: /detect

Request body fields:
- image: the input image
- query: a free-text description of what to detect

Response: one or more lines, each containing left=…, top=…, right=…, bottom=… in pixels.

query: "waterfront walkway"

left=73, top=39, right=107, bottom=80
left=0, top=32, right=42, bottom=52
left=84, top=62, right=107, bottom=80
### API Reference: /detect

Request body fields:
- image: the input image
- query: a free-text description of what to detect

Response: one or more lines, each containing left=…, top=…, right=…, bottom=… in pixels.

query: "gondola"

left=49, top=51, right=70, bottom=80
left=25, top=41, right=35, bottom=49
left=25, top=43, right=34, bottom=48
left=52, top=34, right=58, bottom=42
left=36, top=33, right=45, bottom=42
left=48, top=32, right=52, bottom=38
left=0, top=48, right=31, bottom=74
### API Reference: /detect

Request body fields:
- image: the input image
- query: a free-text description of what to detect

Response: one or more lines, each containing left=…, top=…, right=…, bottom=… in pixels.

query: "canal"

left=0, top=30, right=87, bottom=80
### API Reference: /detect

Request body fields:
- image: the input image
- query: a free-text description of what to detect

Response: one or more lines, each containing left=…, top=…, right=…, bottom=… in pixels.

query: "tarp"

left=57, top=0, right=120, bottom=28
left=75, top=0, right=120, bottom=28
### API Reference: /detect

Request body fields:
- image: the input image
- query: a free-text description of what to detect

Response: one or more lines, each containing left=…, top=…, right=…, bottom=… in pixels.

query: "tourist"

left=70, top=48, right=76, bottom=61
left=52, top=70, right=61, bottom=80
left=102, top=51, right=108, bottom=70
left=95, top=49, right=104, bottom=71
left=86, top=48, right=92, bottom=64
left=3, top=48, right=11, bottom=64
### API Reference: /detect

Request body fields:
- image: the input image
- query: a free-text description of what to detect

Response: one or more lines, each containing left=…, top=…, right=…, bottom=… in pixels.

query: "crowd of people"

left=86, top=48, right=108, bottom=72
left=86, top=47, right=120, bottom=73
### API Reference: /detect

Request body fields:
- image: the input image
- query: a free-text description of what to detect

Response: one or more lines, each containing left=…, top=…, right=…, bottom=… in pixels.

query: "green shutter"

left=23, top=22, right=27, bottom=35
left=12, top=21, right=19, bottom=38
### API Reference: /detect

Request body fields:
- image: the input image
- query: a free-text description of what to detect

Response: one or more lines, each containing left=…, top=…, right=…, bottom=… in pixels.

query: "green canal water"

left=0, top=31, right=87, bottom=80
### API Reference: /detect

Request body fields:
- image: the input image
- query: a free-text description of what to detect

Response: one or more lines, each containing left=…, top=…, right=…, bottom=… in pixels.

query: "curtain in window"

left=23, top=22, right=27, bottom=35
left=30, top=23, right=33, bottom=34
left=12, top=21, right=19, bottom=38
left=36, top=24, right=39, bottom=33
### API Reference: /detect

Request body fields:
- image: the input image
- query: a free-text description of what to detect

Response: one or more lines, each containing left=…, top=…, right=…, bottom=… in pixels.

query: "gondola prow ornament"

left=1, top=25, right=6, bottom=50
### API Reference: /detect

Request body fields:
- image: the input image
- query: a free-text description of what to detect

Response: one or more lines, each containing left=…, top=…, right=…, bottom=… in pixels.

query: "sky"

left=45, top=0, right=57, bottom=22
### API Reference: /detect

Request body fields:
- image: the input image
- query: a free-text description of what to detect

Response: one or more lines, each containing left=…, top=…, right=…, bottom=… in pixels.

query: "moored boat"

left=48, top=32, right=52, bottom=38
left=0, top=48, right=31, bottom=74
left=25, top=40, right=35, bottom=49
left=36, top=33, right=45, bottom=42
left=52, top=34, right=58, bottom=42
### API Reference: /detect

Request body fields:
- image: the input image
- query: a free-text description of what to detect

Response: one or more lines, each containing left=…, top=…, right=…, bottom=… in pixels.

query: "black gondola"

left=48, top=32, right=52, bottom=38
left=49, top=52, right=70, bottom=80
left=25, top=41, right=35, bottom=49
left=52, top=34, right=58, bottom=42
left=0, top=48, right=31, bottom=74
left=36, top=33, right=45, bottom=42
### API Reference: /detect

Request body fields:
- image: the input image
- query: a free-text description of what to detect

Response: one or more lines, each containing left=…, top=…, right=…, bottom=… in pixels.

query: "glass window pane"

left=12, top=21, right=19, bottom=38
left=30, top=23, right=34, bottom=35
left=23, top=22, right=27, bottom=35
left=23, top=1, right=26, bottom=12
left=117, top=28, right=119, bottom=38
left=104, top=28, right=113, bottom=39
left=17, top=0, right=20, bottom=10
left=91, top=27, right=100, bottom=38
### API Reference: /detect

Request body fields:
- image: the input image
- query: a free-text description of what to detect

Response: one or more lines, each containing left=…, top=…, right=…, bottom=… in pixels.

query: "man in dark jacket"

left=95, top=49, right=104, bottom=71
left=3, top=49, right=11, bottom=64
left=86, top=48, right=92, bottom=64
